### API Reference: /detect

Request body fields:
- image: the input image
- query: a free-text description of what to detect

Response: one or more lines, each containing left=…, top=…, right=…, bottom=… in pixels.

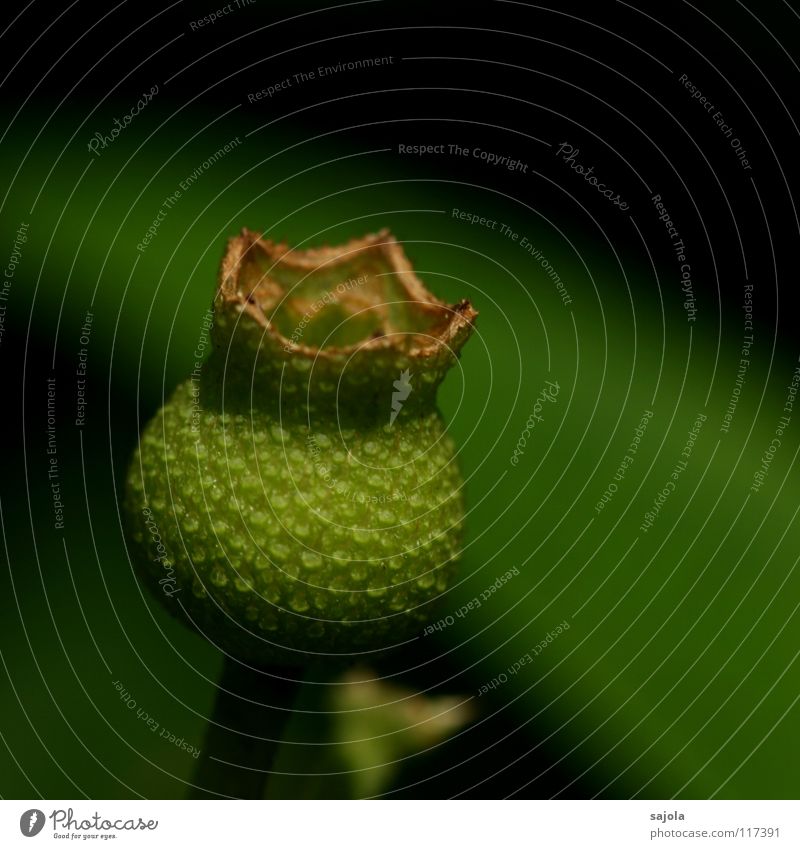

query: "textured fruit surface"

left=124, top=228, right=476, bottom=666
left=124, top=379, right=464, bottom=665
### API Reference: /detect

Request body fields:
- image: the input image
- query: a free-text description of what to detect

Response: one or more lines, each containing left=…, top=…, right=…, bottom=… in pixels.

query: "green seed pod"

left=124, top=229, right=477, bottom=666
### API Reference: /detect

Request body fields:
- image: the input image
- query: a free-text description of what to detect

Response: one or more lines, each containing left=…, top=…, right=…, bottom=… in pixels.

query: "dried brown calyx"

left=209, top=228, right=477, bottom=415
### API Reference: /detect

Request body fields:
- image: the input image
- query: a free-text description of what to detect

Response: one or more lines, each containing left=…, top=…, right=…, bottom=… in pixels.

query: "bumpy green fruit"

left=124, top=229, right=476, bottom=666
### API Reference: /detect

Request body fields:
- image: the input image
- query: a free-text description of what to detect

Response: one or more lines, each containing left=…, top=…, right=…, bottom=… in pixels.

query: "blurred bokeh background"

left=1, top=0, right=799, bottom=798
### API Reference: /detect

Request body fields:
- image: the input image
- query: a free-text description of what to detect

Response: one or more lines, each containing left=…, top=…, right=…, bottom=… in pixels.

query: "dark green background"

left=1, top=0, right=798, bottom=799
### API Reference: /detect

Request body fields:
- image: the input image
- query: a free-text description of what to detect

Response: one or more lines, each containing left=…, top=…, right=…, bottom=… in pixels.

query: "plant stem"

left=189, top=657, right=302, bottom=799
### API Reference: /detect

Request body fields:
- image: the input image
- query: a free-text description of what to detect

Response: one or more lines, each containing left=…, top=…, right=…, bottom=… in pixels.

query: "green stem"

left=189, top=658, right=302, bottom=799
